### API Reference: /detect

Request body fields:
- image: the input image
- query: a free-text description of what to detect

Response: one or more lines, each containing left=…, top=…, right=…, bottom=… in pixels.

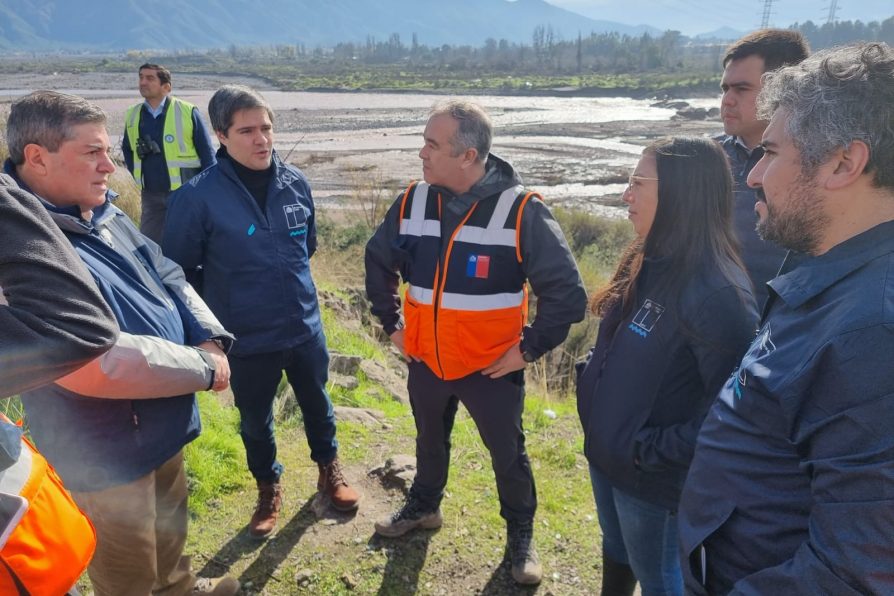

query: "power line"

left=760, top=0, right=775, bottom=28
left=825, top=0, right=840, bottom=24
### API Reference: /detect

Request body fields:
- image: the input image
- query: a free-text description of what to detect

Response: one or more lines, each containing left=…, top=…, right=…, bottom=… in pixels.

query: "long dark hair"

left=592, top=136, right=746, bottom=317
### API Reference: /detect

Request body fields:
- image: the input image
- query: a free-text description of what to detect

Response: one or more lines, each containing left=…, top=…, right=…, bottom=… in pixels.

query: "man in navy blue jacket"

left=164, top=85, right=360, bottom=540
left=679, top=43, right=894, bottom=595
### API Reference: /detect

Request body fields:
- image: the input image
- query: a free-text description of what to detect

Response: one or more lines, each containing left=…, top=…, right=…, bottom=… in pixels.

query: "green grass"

left=184, top=392, right=250, bottom=516
left=180, top=276, right=603, bottom=593
left=320, top=300, right=384, bottom=362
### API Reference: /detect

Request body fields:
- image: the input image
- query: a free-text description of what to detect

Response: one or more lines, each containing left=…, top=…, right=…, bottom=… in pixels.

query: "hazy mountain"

left=693, top=27, right=746, bottom=42
left=0, top=0, right=659, bottom=51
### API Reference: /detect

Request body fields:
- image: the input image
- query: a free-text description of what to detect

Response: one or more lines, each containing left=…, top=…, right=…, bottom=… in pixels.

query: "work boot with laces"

left=374, top=496, right=443, bottom=538
left=248, top=479, right=282, bottom=539
left=317, top=456, right=361, bottom=511
left=192, top=576, right=241, bottom=595
left=507, top=519, right=543, bottom=585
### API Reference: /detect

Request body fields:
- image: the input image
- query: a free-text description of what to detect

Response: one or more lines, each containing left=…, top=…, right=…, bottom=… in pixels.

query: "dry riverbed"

left=1, top=72, right=721, bottom=218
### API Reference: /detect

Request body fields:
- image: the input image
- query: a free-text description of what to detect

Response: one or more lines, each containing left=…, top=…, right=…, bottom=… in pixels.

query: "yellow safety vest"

left=125, top=97, right=202, bottom=190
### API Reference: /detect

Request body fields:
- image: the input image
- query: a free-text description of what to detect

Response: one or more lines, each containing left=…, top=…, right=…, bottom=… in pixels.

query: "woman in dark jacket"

left=576, top=137, right=758, bottom=596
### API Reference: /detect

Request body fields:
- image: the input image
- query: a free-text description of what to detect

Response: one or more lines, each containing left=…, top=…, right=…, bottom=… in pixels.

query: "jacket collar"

left=768, top=219, right=894, bottom=309
left=215, top=147, right=300, bottom=191
left=2, top=158, right=120, bottom=235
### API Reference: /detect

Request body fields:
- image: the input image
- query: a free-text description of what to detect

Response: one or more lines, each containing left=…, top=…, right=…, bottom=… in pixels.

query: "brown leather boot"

left=317, top=457, right=361, bottom=511
left=248, top=479, right=282, bottom=539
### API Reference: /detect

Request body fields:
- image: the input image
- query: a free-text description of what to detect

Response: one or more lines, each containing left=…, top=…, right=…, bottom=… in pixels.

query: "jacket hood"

left=466, top=153, right=523, bottom=200
left=468, top=153, right=523, bottom=200
left=432, top=153, right=523, bottom=216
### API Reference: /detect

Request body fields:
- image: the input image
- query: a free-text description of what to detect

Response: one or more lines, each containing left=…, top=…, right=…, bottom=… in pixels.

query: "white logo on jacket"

left=628, top=299, right=665, bottom=337
left=283, top=204, right=307, bottom=230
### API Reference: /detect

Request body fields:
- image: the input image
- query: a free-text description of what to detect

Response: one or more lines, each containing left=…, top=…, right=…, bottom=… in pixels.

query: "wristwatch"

left=208, top=337, right=227, bottom=352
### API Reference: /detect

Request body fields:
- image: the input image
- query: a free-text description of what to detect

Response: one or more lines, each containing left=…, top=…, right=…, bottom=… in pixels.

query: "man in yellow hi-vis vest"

left=123, top=63, right=216, bottom=243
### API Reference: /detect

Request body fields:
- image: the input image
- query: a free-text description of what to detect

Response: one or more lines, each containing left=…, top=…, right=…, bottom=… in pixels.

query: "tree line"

left=212, top=16, right=892, bottom=77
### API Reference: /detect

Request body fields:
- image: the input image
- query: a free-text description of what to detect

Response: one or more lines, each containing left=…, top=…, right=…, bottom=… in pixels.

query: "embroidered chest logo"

left=628, top=299, right=665, bottom=338
left=722, top=323, right=776, bottom=406
left=466, top=255, right=491, bottom=279
left=283, top=204, right=307, bottom=236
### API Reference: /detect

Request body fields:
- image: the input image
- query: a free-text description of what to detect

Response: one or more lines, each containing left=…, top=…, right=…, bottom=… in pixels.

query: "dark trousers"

left=139, top=188, right=171, bottom=245
left=407, top=361, right=537, bottom=522
left=229, top=331, right=338, bottom=483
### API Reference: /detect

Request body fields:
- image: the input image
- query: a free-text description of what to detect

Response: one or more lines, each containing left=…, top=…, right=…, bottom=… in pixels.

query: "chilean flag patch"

left=466, top=255, right=490, bottom=279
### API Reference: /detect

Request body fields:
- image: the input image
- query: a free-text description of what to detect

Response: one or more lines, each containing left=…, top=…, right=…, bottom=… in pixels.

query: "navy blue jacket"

left=716, top=135, right=787, bottom=311
left=164, top=150, right=322, bottom=357
left=679, top=220, right=894, bottom=595
left=577, top=257, right=757, bottom=511
left=14, top=188, right=220, bottom=492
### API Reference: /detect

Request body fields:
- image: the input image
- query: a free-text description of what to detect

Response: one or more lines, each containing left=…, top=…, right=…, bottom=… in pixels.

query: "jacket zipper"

left=130, top=402, right=141, bottom=431
left=433, top=196, right=478, bottom=378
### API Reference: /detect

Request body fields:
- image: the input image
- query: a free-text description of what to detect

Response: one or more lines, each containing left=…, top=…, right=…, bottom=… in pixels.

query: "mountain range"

left=0, top=0, right=668, bottom=52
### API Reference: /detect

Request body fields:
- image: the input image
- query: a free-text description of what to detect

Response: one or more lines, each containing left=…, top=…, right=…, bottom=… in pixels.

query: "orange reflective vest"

left=0, top=415, right=96, bottom=595
left=398, top=181, right=538, bottom=380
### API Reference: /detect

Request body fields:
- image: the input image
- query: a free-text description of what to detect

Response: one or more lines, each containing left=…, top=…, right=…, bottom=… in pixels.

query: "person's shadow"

left=195, top=496, right=318, bottom=591
left=479, top=552, right=541, bottom=596
left=369, top=529, right=437, bottom=595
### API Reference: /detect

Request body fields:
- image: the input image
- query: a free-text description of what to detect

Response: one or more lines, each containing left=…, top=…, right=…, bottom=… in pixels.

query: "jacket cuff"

left=519, top=332, right=544, bottom=361
left=194, top=347, right=217, bottom=391
left=383, top=319, right=404, bottom=337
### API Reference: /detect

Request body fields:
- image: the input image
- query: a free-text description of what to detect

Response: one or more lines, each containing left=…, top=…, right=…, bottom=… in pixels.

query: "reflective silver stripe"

left=400, top=182, right=441, bottom=237
left=169, top=175, right=182, bottom=185
left=409, top=182, right=429, bottom=223
left=452, top=185, right=522, bottom=246
left=407, top=182, right=429, bottom=234
left=174, top=101, right=188, bottom=154
left=453, top=226, right=515, bottom=246
left=167, top=159, right=202, bottom=168
left=440, top=290, right=525, bottom=311
left=489, top=185, right=524, bottom=231
left=0, top=442, right=32, bottom=495
left=399, top=218, right=440, bottom=237
left=408, top=285, right=435, bottom=305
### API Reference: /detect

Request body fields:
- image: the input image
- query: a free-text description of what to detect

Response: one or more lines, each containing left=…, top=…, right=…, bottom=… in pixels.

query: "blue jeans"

left=590, top=465, right=682, bottom=596
left=229, top=331, right=338, bottom=483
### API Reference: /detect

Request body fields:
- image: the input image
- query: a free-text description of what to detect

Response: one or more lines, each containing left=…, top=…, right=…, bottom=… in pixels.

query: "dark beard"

left=756, top=179, right=828, bottom=255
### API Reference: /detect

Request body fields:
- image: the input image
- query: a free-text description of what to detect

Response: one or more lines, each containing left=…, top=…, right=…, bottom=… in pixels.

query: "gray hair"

left=430, top=100, right=492, bottom=162
left=6, top=91, right=107, bottom=165
left=208, top=84, right=274, bottom=134
left=757, top=42, right=894, bottom=189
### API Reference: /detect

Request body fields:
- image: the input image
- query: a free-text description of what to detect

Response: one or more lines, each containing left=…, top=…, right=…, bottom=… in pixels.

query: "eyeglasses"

left=627, top=175, right=659, bottom=191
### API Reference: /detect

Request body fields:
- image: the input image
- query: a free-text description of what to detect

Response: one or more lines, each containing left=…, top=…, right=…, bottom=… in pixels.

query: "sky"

left=546, top=0, right=893, bottom=36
